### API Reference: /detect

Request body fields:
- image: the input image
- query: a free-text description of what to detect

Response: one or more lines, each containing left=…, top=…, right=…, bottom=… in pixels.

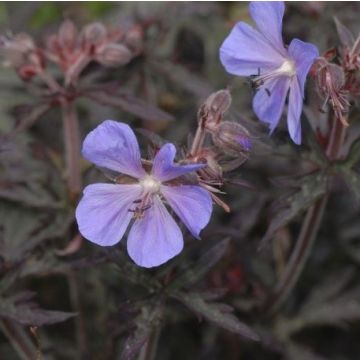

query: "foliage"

left=0, top=2, right=359, bottom=360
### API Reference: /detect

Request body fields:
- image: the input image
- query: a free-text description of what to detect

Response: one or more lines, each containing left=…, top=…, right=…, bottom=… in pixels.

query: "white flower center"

left=140, top=175, right=161, bottom=194
left=251, top=58, right=297, bottom=93
left=277, top=59, right=296, bottom=77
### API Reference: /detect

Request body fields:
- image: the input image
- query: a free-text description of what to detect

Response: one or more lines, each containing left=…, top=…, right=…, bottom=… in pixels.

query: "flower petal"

left=76, top=183, right=143, bottom=246
left=220, top=22, right=285, bottom=77
left=161, top=185, right=212, bottom=239
left=152, top=143, right=205, bottom=182
left=287, top=78, right=303, bottom=145
left=249, top=1, right=286, bottom=55
left=127, top=196, right=183, bottom=268
left=288, top=38, right=319, bottom=96
left=82, top=120, right=146, bottom=179
left=253, top=77, right=290, bottom=132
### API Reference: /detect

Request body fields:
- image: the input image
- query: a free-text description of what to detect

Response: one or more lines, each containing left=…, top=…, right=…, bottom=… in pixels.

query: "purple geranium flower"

left=220, top=1, right=319, bottom=144
left=75, top=120, right=213, bottom=268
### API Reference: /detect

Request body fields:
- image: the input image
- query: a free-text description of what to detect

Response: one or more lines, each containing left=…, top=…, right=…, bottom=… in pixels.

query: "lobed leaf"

left=0, top=296, right=75, bottom=326
left=173, top=291, right=259, bottom=341
left=261, top=171, right=329, bottom=246
left=168, top=238, right=230, bottom=290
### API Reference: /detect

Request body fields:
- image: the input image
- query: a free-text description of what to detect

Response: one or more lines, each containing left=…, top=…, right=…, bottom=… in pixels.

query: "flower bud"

left=58, top=19, right=78, bottom=50
left=199, top=89, right=232, bottom=129
left=314, top=59, right=349, bottom=126
left=81, top=22, right=107, bottom=47
left=124, top=26, right=143, bottom=55
left=1, top=33, right=44, bottom=80
left=96, top=43, right=132, bottom=67
left=211, top=121, right=252, bottom=157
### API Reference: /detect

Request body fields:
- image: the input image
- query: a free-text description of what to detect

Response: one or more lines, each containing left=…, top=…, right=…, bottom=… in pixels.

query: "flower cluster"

left=0, top=19, right=143, bottom=85
left=76, top=120, right=213, bottom=268
left=220, top=1, right=319, bottom=144
left=46, top=20, right=143, bottom=85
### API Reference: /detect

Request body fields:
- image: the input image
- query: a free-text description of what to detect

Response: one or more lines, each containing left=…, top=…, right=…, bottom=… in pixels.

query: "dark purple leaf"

left=173, top=291, right=259, bottom=341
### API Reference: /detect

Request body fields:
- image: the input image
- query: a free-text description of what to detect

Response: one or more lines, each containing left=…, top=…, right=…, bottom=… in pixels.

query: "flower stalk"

left=267, top=109, right=348, bottom=312
left=62, top=99, right=82, bottom=199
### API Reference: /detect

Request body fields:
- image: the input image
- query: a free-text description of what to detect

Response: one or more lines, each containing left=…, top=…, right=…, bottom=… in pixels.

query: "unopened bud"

left=199, top=89, right=232, bottom=129
left=96, top=43, right=132, bottom=67
left=81, top=22, right=107, bottom=47
left=124, top=26, right=143, bottom=55
left=211, top=121, right=252, bottom=157
left=314, top=59, right=349, bottom=126
left=58, top=19, right=77, bottom=50
left=1, top=33, right=44, bottom=79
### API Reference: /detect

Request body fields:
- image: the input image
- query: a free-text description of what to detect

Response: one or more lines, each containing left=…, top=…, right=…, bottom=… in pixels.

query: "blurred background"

left=0, top=2, right=360, bottom=359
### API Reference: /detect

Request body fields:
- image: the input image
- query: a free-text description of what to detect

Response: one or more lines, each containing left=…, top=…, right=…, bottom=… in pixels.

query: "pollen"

left=140, top=175, right=161, bottom=193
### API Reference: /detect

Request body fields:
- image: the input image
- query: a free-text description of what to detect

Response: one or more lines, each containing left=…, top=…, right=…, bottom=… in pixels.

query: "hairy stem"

left=0, top=319, right=36, bottom=360
left=267, top=112, right=347, bottom=312
left=61, top=100, right=82, bottom=200
left=190, top=121, right=206, bottom=156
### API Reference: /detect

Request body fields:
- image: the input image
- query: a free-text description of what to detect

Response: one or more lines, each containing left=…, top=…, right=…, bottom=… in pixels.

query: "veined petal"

left=253, top=77, right=290, bottom=132
left=161, top=185, right=212, bottom=239
left=76, top=183, right=143, bottom=246
left=152, top=143, right=205, bottom=182
left=288, top=38, right=319, bottom=96
left=287, top=78, right=303, bottom=145
left=220, top=22, right=285, bottom=77
left=249, top=1, right=287, bottom=55
left=127, top=196, right=183, bottom=268
left=82, top=120, right=146, bottom=179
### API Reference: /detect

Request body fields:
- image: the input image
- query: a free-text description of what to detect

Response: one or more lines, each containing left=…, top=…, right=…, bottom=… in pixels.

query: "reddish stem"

left=62, top=100, right=82, bottom=200
left=267, top=112, right=347, bottom=312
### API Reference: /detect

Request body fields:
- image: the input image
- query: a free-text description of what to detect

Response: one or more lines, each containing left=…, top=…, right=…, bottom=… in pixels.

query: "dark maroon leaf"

left=0, top=297, right=76, bottom=326
left=85, top=90, right=174, bottom=122
left=173, top=291, right=259, bottom=341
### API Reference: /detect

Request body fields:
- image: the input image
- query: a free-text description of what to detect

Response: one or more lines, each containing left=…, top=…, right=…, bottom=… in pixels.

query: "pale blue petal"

left=76, top=183, right=142, bottom=246
left=249, top=1, right=287, bottom=55
left=161, top=185, right=212, bottom=239
left=253, top=77, right=290, bottom=132
left=127, top=196, right=183, bottom=268
left=287, top=78, right=303, bottom=145
left=220, top=22, right=285, bottom=77
left=82, top=120, right=146, bottom=179
left=288, top=38, right=319, bottom=96
left=152, top=143, right=205, bottom=182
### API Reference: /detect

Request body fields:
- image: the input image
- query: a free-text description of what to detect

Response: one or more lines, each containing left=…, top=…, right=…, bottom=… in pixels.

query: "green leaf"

left=173, top=291, right=259, bottom=341
left=168, top=238, right=230, bottom=290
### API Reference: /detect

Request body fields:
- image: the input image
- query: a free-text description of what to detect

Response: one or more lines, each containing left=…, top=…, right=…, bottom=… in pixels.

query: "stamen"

left=128, top=190, right=155, bottom=219
left=250, top=59, right=296, bottom=92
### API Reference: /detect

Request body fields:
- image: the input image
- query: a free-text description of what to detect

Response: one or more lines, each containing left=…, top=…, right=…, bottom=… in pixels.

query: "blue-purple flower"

left=75, top=120, right=213, bottom=268
left=220, top=1, right=319, bottom=144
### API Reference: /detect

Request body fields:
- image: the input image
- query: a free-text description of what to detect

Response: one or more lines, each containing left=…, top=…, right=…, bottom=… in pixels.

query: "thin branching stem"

left=190, top=120, right=206, bottom=156
left=137, top=327, right=161, bottom=360
left=267, top=110, right=348, bottom=312
left=61, top=99, right=82, bottom=200
left=67, top=271, right=87, bottom=360
left=0, top=319, right=36, bottom=360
